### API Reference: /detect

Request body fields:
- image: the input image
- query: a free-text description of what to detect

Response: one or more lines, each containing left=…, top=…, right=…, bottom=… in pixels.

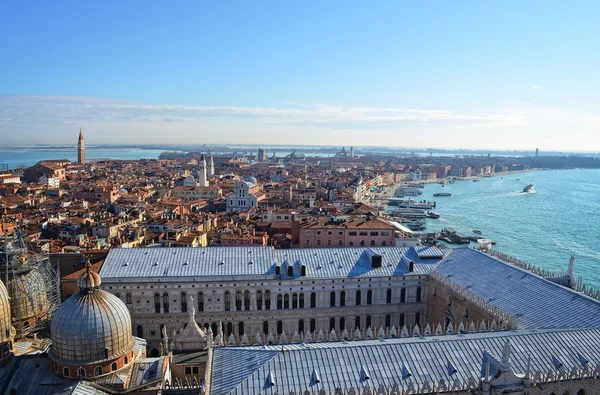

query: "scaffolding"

left=1, top=229, right=60, bottom=339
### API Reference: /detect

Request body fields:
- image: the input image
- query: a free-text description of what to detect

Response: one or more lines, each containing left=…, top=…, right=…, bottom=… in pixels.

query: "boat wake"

left=553, top=238, right=600, bottom=261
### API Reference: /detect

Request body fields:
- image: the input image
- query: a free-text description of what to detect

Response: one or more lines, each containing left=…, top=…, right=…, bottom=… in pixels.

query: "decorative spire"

left=78, top=128, right=84, bottom=141
left=500, top=339, right=512, bottom=372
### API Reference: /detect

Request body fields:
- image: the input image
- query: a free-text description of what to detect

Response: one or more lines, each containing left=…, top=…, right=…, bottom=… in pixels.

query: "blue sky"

left=1, top=1, right=599, bottom=150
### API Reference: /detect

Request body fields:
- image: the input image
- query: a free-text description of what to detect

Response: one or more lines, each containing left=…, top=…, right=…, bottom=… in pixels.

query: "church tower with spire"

left=77, top=128, right=86, bottom=164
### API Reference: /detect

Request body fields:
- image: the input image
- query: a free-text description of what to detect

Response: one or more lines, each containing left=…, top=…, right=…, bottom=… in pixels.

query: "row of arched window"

left=200, top=313, right=423, bottom=339
left=152, top=292, right=205, bottom=313
left=146, top=287, right=422, bottom=314
left=59, top=357, right=127, bottom=378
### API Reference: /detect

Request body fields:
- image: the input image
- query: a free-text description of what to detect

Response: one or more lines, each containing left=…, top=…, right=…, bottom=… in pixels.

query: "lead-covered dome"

left=50, top=266, right=135, bottom=365
left=0, top=280, right=14, bottom=344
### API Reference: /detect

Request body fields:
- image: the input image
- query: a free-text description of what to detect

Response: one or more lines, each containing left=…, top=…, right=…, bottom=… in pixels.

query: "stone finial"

left=329, top=329, right=337, bottom=342
left=412, top=325, right=421, bottom=337
left=500, top=339, right=512, bottom=371
left=254, top=332, right=263, bottom=345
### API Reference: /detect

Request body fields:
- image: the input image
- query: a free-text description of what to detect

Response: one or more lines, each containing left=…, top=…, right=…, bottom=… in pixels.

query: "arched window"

left=301, top=265, right=307, bottom=277
left=162, top=293, right=169, bottom=313
left=340, top=317, right=345, bottom=331
left=227, top=322, right=233, bottom=336
left=386, top=289, right=392, bottom=304
left=124, top=356, right=128, bottom=364
left=154, top=292, right=161, bottom=313
left=126, top=293, right=132, bottom=304
left=330, top=292, right=336, bottom=307
left=310, top=292, right=317, bottom=308
left=236, top=290, right=242, bottom=310
left=224, top=291, right=231, bottom=311
left=340, top=291, right=346, bottom=306
left=355, top=316, right=361, bottom=330
left=400, top=313, right=405, bottom=328
left=211, top=323, right=218, bottom=335
left=277, top=320, right=283, bottom=335
left=310, top=319, right=316, bottom=333
left=367, top=290, right=373, bottom=305
left=292, top=293, right=298, bottom=309
left=366, top=315, right=372, bottom=329
left=265, top=290, right=271, bottom=310
left=238, top=322, right=245, bottom=336
left=277, top=294, right=283, bottom=309
left=400, top=288, right=406, bottom=303
left=299, top=319, right=305, bottom=333
left=299, top=293, right=305, bottom=308
left=181, top=292, right=187, bottom=313
left=94, top=366, right=103, bottom=376
left=415, top=312, right=421, bottom=326
left=287, top=266, right=294, bottom=277
left=416, top=287, right=422, bottom=302
left=111, top=362, right=118, bottom=371
left=275, top=265, right=281, bottom=275
left=464, top=307, right=469, bottom=320
left=263, top=321, right=269, bottom=335
left=198, top=291, right=204, bottom=312
left=447, top=295, right=452, bottom=306
left=136, top=325, right=143, bottom=338
left=330, top=317, right=335, bottom=330
left=284, top=294, right=290, bottom=309
left=355, top=290, right=362, bottom=306
left=63, top=367, right=70, bottom=377
left=244, top=290, right=251, bottom=311
left=256, top=290, right=263, bottom=310
left=385, top=314, right=391, bottom=328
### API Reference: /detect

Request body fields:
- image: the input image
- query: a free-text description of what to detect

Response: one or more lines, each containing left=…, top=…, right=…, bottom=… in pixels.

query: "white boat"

left=522, top=184, right=535, bottom=193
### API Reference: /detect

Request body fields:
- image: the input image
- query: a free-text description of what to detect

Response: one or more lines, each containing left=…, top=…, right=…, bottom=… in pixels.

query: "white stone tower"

left=198, top=154, right=208, bottom=187
left=207, top=155, right=215, bottom=177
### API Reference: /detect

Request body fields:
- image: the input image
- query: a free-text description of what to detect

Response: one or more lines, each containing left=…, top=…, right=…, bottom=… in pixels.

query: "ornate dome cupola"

left=0, top=279, right=15, bottom=364
left=49, top=263, right=136, bottom=379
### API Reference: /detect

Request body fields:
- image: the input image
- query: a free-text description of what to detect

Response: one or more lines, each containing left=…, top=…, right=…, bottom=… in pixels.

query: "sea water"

left=425, top=169, right=600, bottom=288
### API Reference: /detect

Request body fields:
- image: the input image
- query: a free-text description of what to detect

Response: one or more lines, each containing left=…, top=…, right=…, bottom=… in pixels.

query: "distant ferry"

left=472, top=229, right=483, bottom=235
left=433, top=192, right=452, bottom=197
left=522, top=184, right=536, bottom=193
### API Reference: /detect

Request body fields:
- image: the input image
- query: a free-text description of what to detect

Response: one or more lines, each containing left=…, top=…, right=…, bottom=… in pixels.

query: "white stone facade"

left=102, top=273, right=427, bottom=354
left=226, top=181, right=258, bottom=212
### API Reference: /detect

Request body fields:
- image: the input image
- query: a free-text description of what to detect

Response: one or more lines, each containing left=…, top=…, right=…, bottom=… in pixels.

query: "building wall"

left=102, top=273, right=428, bottom=352
left=299, top=227, right=395, bottom=248
left=426, top=279, right=498, bottom=329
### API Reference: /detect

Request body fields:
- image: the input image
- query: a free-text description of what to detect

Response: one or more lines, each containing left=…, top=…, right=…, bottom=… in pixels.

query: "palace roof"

left=99, top=246, right=446, bottom=281
left=434, top=248, right=600, bottom=330
left=210, top=327, right=600, bottom=395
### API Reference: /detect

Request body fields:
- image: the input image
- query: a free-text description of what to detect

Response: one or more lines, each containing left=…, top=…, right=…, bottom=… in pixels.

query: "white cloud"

left=562, top=77, right=575, bottom=84
left=0, top=95, right=525, bottom=129
left=532, top=86, right=542, bottom=90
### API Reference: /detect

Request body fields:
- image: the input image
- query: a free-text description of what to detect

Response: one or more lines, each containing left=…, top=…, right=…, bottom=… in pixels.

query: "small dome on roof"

left=77, top=265, right=102, bottom=290
left=245, top=176, right=258, bottom=184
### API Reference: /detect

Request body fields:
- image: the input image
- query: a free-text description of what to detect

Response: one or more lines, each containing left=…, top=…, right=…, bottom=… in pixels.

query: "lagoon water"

left=425, top=169, right=600, bottom=288
left=0, top=146, right=168, bottom=169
